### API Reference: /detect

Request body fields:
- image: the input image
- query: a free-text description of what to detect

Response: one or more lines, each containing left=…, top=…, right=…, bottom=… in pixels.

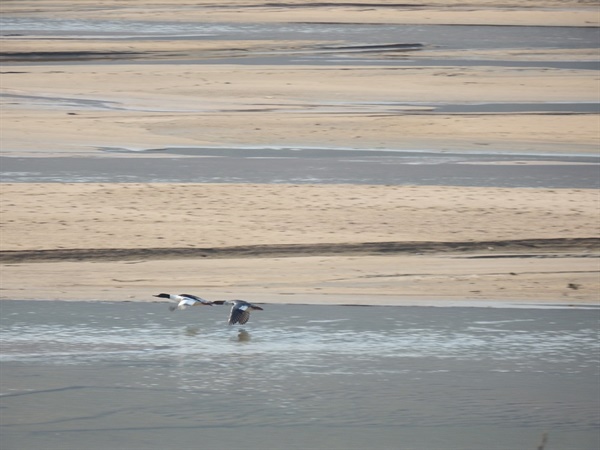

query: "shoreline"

left=1, top=297, right=597, bottom=310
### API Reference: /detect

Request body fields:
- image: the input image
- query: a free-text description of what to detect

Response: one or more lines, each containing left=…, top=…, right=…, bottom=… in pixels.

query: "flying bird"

left=153, top=293, right=214, bottom=311
left=216, top=300, right=264, bottom=325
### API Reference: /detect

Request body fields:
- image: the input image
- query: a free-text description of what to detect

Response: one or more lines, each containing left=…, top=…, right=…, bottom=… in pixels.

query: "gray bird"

left=216, top=300, right=264, bottom=325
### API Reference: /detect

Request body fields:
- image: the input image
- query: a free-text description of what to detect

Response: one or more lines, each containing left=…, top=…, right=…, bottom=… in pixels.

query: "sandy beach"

left=1, top=0, right=599, bottom=306
left=1, top=183, right=598, bottom=305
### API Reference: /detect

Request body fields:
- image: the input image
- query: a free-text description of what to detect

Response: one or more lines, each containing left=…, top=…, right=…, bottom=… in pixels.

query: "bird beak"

left=253, top=306, right=264, bottom=310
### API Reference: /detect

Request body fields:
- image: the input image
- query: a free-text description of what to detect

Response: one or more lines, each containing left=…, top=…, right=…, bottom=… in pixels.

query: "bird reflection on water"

left=185, top=326, right=201, bottom=337
left=181, top=324, right=251, bottom=341
left=237, top=329, right=251, bottom=342
left=181, top=327, right=251, bottom=341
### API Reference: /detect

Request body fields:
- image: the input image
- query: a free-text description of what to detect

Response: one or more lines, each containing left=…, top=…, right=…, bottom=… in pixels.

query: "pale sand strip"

left=4, top=0, right=598, bottom=27
left=1, top=255, right=597, bottom=306
left=2, top=184, right=598, bottom=251
left=1, top=184, right=598, bottom=305
left=2, top=65, right=598, bottom=155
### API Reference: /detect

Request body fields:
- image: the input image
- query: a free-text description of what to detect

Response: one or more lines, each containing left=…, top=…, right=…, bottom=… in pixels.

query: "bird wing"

left=229, top=304, right=251, bottom=325
left=238, top=310, right=251, bottom=325
left=178, top=298, right=197, bottom=309
left=180, top=294, right=212, bottom=305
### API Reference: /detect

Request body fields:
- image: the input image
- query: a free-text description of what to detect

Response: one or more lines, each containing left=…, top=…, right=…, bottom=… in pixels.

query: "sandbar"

left=1, top=183, right=598, bottom=305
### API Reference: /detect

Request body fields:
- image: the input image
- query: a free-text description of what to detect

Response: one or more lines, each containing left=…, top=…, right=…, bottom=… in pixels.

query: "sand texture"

left=0, top=0, right=598, bottom=306
left=2, top=184, right=599, bottom=251
left=2, top=1, right=599, bottom=155
left=1, top=184, right=598, bottom=305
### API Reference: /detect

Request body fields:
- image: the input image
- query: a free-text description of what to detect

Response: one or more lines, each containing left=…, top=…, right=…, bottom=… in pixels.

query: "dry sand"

left=1, top=0, right=599, bottom=306
left=1, top=184, right=598, bottom=305
left=2, top=184, right=599, bottom=251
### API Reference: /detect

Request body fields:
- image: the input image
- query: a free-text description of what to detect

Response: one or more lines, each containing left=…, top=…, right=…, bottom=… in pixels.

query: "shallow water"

left=2, top=150, right=599, bottom=187
left=2, top=18, right=598, bottom=70
left=3, top=19, right=595, bottom=50
left=1, top=301, right=598, bottom=450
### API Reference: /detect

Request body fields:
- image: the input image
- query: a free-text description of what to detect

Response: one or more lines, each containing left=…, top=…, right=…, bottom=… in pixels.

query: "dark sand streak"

left=1, top=238, right=597, bottom=263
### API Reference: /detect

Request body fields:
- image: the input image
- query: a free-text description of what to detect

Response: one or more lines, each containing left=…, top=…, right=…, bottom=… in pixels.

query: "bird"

left=215, top=300, right=264, bottom=325
left=153, top=293, right=214, bottom=311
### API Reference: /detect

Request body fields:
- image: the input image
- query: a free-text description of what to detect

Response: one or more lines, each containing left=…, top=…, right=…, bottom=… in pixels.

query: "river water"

left=2, top=19, right=596, bottom=51
left=2, top=18, right=598, bottom=70
left=2, top=149, right=599, bottom=187
left=1, top=300, right=598, bottom=450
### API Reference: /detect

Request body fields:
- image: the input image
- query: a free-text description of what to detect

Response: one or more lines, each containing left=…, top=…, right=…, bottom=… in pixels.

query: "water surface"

left=2, top=150, right=598, bottom=187
left=1, top=301, right=598, bottom=450
left=2, top=18, right=597, bottom=69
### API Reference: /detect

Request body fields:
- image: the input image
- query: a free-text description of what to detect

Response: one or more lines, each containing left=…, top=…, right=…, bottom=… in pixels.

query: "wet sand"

left=1, top=3, right=599, bottom=156
left=1, top=65, right=597, bottom=155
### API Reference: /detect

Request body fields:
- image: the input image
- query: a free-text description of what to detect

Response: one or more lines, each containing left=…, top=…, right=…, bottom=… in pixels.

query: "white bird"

left=153, top=293, right=214, bottom=311
left=216, top=300, right=264, bottom=325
